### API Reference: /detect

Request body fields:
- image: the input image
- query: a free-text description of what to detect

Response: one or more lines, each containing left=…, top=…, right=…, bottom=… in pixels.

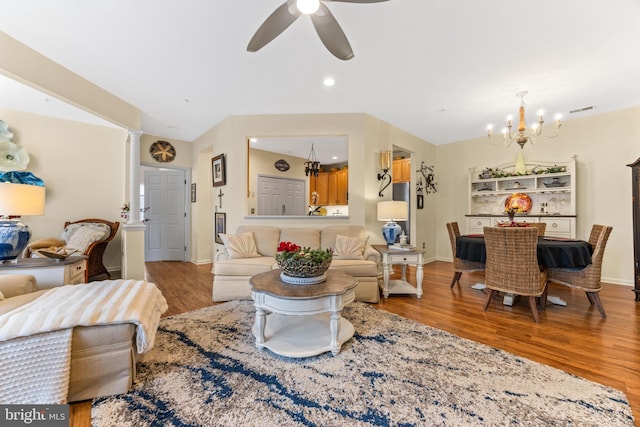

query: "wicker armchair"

left=23, top=218, right=119, bottom=282
left=547, top=224, right=612, bottom=318
left=446, top=222, right=485, bottom=288
left=483, top=226, right=548, bottom=323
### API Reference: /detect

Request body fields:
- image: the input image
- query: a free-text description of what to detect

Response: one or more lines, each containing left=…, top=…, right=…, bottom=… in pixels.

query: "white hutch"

left=466, top=157, right=576, bottom=238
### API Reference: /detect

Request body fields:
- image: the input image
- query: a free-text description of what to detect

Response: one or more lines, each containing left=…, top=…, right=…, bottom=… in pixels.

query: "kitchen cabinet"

left=309, top=169, right=348, bottom=206
left=393, top=159, right=411, bottom=183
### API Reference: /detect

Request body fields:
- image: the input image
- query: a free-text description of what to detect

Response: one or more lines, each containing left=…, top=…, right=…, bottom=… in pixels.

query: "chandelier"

left=487, top=91, right=562, bottom=149
left=304, top=143, right=321, bottom=177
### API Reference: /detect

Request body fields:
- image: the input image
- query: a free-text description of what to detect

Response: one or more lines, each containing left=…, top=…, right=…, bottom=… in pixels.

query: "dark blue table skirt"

left=456, top=236, right=593, bottom=268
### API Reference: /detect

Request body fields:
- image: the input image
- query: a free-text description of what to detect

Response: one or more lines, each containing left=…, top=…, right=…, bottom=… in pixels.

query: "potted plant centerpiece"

left=276, top=241, right=333, bottom=284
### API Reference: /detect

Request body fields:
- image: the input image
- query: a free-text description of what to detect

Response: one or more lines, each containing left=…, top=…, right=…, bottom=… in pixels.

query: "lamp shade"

left=0, top=183, right=45, bottom=261
left=0, top=183, right=45, bottom=216
left=377, top=201, right=408, bottom=222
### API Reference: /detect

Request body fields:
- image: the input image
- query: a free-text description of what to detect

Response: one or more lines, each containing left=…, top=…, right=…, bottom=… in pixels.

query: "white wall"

left=435, top=106, right=640, bottom=285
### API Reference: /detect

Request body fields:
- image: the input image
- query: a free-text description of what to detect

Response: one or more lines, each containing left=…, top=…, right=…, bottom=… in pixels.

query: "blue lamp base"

left=0, top=220, right=31, bottom=262
left=381, top=221, right=402, bottom=245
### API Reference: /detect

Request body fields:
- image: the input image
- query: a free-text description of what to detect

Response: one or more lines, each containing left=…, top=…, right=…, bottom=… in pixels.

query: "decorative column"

left=121, top=130, right=146, bottom=280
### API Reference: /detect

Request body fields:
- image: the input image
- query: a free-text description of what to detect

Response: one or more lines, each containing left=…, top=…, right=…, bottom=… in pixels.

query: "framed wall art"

left=215, top=212, right=226, bottom=244
left=191, top=183, right=197, bottom=203
left=212, top=154, right=226, bottom=187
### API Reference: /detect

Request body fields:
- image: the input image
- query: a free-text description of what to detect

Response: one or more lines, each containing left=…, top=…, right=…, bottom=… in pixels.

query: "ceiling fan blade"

left=247, top=1, right=301, bottom=52
left=310, top=4, right=354, bottom=60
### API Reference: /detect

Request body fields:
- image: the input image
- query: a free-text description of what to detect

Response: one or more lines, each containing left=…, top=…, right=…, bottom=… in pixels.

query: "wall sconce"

left=377, top=150, right=392, bottom=197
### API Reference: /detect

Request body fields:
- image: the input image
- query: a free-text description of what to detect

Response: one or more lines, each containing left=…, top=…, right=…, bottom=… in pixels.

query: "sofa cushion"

left=279, top=228, right=320, bottom=249
left=321, top=225, right=366, bottom=250
left=236, top=226, right=280, bottom=257
left=220, top=232, right=261, bottom=259
left=214, top=256, right=277, bottom=276
left=334, top=234, right=369, bottom=260
left=329, top=259, right=378, bottom=277
left=0, top=274, right=36, bottom=299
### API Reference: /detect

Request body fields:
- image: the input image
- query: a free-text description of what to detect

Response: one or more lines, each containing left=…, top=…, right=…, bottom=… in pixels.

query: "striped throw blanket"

left=0, top=279, right=168, bottom=403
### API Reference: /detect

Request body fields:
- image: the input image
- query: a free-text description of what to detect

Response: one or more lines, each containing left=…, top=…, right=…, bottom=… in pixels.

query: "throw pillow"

left=66, top=225, right=109, bottom=253
left=220, top=232, right=261, bottom=259
left=333, top=234, right=369, bottom=260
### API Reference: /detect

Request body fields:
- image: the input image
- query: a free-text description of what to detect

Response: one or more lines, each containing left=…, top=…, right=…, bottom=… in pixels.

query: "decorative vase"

left=0, top=219, right=31, bottom=261
left=381, top=221, right=402, bottom=245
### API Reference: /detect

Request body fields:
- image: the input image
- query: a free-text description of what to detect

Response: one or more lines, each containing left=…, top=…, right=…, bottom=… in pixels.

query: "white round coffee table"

left=249, top=269, right=357, bottom=358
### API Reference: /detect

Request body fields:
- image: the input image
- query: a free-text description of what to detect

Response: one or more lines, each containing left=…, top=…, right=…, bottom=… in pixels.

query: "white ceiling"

left=1, top=0, right=639, bottom=145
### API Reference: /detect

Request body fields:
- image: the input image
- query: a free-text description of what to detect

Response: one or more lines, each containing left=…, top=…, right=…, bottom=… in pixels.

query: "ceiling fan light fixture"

left=297, top=0, right=320, bottom=15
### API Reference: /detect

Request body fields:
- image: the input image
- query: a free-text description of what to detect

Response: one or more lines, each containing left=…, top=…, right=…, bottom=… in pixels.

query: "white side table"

left=373, top=245, right=425, bottom=299
left=0, top=256, right=87, bottom=289
left=250, top=269, right=357, bottom=358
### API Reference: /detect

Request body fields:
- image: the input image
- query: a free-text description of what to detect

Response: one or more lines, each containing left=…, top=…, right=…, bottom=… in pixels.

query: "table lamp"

left=0, top=182, right=45, bottom=262
left=377, top=201, right=408, bottom=245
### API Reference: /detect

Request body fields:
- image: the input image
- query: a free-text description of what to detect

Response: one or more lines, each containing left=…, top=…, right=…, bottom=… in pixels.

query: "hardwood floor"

left=70, top=260, right=640, bottom=426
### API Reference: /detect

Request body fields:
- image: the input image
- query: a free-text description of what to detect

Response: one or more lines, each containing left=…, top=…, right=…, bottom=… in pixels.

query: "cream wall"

left=435, top=106, right=640, bottom=285
left=0, top=108, right=129, bottom=272
left=190, top=113, right=437, bottom=263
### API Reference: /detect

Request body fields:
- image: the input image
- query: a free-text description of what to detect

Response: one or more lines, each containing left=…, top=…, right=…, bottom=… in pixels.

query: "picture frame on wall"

left=215, top=212, right=226, bottom=244
left=191, top=183, right=197, bottom=203
left=212, top=154, right=226, bottom=187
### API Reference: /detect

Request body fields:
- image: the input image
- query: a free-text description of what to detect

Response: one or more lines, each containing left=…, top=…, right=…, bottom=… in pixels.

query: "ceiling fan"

left=247, top=0, right=389, bottom=61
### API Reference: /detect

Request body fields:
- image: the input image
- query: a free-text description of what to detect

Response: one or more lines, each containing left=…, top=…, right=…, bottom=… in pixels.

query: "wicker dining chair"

left=483, top=226, right=548, bottom=323
left=547, top=224, right=612, bottom=318
left=588, top=224, right=605, bottom=248
left=446, top=222, right=485, bottom=288
left=529, top=222, right=546, bottom=237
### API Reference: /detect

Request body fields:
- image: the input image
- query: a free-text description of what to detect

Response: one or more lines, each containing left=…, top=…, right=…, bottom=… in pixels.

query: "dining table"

left=455, top=234, right=594, bottom=306
left=456, top=234, right=593, bottom=269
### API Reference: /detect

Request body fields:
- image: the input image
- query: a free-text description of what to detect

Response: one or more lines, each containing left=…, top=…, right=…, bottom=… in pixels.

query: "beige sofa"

left=0, top=275, right=138, bottom=402
left=214, top=225, right=381, bottom=303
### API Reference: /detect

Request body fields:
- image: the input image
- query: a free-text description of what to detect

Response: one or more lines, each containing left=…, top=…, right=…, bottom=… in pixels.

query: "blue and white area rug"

left=92, top=301, right=634, bottom=426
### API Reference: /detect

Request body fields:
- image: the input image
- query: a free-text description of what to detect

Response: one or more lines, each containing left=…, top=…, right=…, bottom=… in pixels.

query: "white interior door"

left=257, top=175, right=305, bottom=215
left=144, top=169, right=187, bottom=261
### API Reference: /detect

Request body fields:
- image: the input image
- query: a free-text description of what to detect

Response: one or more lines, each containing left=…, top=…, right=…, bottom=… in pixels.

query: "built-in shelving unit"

left=466, top=157, right=577, bottom=238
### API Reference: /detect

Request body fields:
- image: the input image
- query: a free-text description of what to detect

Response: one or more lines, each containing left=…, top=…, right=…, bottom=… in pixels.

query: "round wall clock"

left=274, top=159, right=290, bottom=172
left=150, top=140, right=176, bottom=163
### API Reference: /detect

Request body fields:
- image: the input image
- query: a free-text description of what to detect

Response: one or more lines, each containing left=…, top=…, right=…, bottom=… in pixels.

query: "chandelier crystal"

left=304, top=143, right=321, bottom=177
left=487, top=91, right=562, bottom=149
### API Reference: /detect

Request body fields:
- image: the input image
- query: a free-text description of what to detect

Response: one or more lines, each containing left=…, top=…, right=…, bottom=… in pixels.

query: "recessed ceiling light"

left=323, top=77, right=335, bottom=87
left=249, top=137, right=257, bottom=143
